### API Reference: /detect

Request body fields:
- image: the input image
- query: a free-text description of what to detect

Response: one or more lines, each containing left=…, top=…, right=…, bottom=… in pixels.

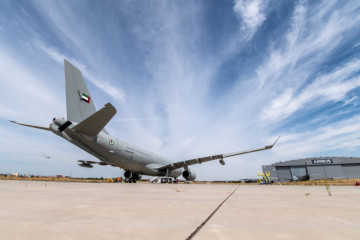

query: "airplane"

left=10, top=60, right=279, bottom=183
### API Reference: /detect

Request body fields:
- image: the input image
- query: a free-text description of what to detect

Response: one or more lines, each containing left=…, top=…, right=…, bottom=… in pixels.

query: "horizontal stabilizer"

left=9, top=120, right=50, bottom=131
left=73, top=103, right=116, bottom=136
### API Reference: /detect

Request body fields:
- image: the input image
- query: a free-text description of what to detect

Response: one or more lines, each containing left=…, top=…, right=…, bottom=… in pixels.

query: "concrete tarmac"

left=0, top=180, right=359, bottom=240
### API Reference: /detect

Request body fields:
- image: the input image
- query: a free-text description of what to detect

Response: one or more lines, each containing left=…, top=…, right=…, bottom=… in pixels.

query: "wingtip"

left=265, top=136, right=280, bottom=149
left=273, top=136, right=280, bottom=146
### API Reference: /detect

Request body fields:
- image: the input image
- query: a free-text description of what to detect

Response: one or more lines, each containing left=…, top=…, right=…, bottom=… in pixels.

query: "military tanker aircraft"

left=10, top=60, right=279, bottom=183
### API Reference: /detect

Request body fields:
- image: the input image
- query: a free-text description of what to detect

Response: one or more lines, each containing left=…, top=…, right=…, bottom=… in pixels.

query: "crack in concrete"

left=186, top=185, right=239, bottom=240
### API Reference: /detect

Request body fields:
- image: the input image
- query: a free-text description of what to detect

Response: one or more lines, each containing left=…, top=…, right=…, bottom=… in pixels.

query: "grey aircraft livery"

left=10, top=60, right=279, bottom=183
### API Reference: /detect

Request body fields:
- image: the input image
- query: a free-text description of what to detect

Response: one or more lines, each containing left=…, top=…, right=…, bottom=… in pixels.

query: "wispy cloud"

left=276, top=115, right=360, bottom=157
left=0, top=48, right=63, bottom=124
left=262, top=59, right=360, bottom=122
left=115, top=117, right=170, bottom=122
left=35, top=41, right=125, bottom=101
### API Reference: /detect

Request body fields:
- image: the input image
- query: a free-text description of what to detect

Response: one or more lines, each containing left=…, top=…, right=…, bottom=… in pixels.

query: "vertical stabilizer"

left=64, top=59, right=97, bottom=123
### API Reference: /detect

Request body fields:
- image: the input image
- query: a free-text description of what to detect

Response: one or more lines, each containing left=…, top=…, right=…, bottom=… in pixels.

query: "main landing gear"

left=124, top=178, right=137, bottom=183
left=123, top=171, right=142, bottom=183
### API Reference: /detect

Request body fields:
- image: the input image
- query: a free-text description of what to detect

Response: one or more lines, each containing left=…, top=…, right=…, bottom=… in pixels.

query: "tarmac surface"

left=1, top=180, right=360, bottom=240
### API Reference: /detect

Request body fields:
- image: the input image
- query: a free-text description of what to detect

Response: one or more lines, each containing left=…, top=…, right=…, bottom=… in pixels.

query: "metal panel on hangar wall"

left=276, top=167, right=292, bottom=181
left=307, top=165, right=343, bottom=180
left=342, top=164, right=360, bottom=179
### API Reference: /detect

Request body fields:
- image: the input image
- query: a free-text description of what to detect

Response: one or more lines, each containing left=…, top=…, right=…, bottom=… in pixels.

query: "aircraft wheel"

left=132, top=179, right=137, bottom=183
left=129, top=178, right=133, bottom=183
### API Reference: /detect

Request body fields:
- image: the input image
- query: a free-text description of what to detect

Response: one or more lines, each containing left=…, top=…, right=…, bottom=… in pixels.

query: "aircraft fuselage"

left=50, top=118, right=182, bottom=178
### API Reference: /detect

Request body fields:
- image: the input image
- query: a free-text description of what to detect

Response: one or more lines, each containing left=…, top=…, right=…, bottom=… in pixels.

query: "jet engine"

left=124, top=171, right=132, bottom=178
left=182, top=170, right=196, bottom=181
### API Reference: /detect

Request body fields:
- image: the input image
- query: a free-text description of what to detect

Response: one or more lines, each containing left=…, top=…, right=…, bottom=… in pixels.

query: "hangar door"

left=307, top=165, right=343, bottom=180
left=276, top=167, right=292, bottom=181
left=290, top=167, right=307, bottom=180
left=342, top=164, right=360, bottom=179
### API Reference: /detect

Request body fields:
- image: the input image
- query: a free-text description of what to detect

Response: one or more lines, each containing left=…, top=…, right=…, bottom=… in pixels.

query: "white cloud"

left=35, top=41, right=125, bottom=101
left=262, top=59, right=360, bottom=122
left=276, top=115, right=360, bottom=157
left=256, top=0, right=360, bottom=90
left=233, top=0, right=266, bottom=33
left=0, top=48, right=63, bottom=124
left=286, top=1, right=307, bottom=48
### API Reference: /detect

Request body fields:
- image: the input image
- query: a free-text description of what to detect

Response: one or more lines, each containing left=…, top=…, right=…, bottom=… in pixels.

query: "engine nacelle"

left=78, top=163, right=93, bottom=168
left=182, top=170, right=196, bottom=181
left=124, top=171, right=132, bottom=178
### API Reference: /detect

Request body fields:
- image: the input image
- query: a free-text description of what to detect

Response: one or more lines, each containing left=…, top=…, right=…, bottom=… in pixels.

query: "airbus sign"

left=312, top=159, right=333, bottom=164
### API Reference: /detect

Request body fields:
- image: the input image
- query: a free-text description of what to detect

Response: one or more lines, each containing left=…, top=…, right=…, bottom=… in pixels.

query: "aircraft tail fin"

left=73, top=103, right=116, bottom=136
left=64, top=59, right=97, bottom=123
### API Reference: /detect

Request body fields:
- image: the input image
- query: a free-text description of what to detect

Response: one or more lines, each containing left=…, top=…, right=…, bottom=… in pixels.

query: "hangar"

left=262, top=157, right=360, bottom=182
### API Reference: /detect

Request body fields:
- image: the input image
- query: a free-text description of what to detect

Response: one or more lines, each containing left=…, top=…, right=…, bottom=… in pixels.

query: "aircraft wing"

left=157, top=137, right=280, bottom=171
left=9, top=121, right=50, bottom=131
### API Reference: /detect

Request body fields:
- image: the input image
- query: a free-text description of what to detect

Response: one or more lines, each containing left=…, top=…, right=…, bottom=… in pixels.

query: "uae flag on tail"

left=81, top=93, right=90, bottom=103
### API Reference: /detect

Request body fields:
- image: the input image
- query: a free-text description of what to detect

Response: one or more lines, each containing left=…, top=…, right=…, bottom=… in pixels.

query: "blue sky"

left=0, top=0, right=360, bottom=180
